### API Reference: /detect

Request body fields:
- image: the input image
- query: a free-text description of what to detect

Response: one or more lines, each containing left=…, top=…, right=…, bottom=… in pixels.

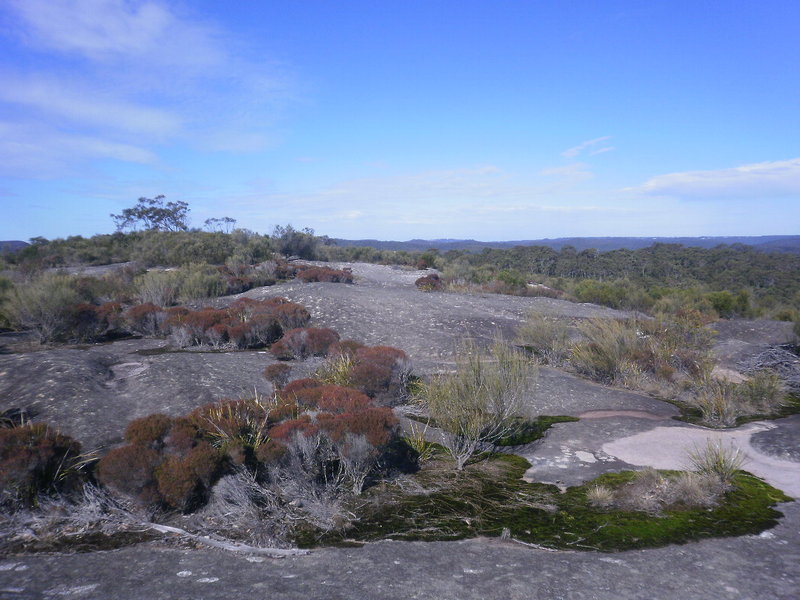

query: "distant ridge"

left=333, top=235, right=800, bottom=254
left=0, top=240, right=29, bottom=253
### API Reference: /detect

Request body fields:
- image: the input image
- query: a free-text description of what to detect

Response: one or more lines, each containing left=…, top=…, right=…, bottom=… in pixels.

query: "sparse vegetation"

left=303, top=451, right=789, bottom=550
left=687, top=371, right=787, bottom=427
left=419, top=338, right=535, bottom=470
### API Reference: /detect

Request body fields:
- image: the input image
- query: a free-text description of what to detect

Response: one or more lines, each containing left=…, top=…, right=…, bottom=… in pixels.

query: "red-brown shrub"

left=97, top=301, right=124, bottom=330
left=226, top=324, right=249, bottom=348
left=415, top=273, right=443, bottom=291
left=317, top=407, right=397, bottom=447
left=255, top=439, right=286, bottom=464
left=356, top=346, right=409, bottom=368
left=271, top=302, right=311, bottom=329
left=97, top=444, right=161, bottom=505
left=245, top=314, right=283, bottom=346
left=124, top=303, right=166, bottom=336
left=164, top=306, right=190, bottom=328
left=124, top=413, right=174, bottom=446
left=272, top=327, right=340, bottom=359
left=327, top=339, right=365, bottom=358
left=0, top=423, right=84, bottom=507
left=264, top=363, right=292, bottom=387
left=349, top=362, right=394, bottom=398
left=98, top=416, right=221, bottom=510
left=163, top=418, right=203, bottom=453
left=296, top=266, right=354, bottom=284
left=206, top=323, right=228, bottom=348
left=315, top=386, right=372, bottom=414
left=279, top=378, right=323, bottom=400
left=269, top=415, right=319, bottom=442
left=155, top=442, right=222, bottom=511
left=68, top=303, right=102, bottom=341
left=350, top=346, right=411, bottom=401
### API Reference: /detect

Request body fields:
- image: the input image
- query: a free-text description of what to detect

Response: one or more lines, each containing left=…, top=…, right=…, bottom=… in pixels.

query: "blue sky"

left=1, top=0, right=798, bottom=242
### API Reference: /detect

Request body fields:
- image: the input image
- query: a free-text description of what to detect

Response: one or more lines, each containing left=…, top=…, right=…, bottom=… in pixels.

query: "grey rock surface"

left=1, top=262, right=798, bottom=599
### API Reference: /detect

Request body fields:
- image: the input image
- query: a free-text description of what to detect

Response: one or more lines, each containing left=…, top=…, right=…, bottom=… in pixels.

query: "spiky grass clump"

left=516, top=312, right=571, bottom=366
left=688, top=440, right=746, bottom=485
left=421, top=338, right=535, bottom=470
left=688, top=372, right=787, bottom=427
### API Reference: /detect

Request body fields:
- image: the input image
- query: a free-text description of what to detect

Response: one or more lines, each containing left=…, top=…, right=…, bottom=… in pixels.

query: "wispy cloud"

left=0, top=0, right=292, bottom=177
left=222, top=164, right=635, bottom=238
left=628, top=157, right=800, bottom=198
left=561, top=136, right=612, bottom=158
left=0, top=74, right=181, bottom=136
left=539, top=163, right=594, bottom=181
left=589, top=145, right=615, bottom=156
left=8, top=0, right=224, bottom=69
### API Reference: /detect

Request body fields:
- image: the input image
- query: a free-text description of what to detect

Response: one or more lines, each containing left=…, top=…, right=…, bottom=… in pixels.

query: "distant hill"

left=333, top=235, right=800, bottom=254
left=0, top=240, right=29, bottom=254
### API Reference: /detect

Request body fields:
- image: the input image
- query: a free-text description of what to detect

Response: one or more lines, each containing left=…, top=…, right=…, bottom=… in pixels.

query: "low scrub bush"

left=97, top=415, right=224, bottom=511
left=687, top=371, right=786, bottom=427
left=270, top=327, right=340, bottom=359
left=415, top=273, right=443, bottom=291
left=6, top=273, right=83, bottom=342
left=421, top=338, right=535, bottom=470
left=264, top=363, right=292, bottom=388
left=135, top=270, right=180, bottom=306
left=124, top=303, right=166, bottom=336
left=0, top=423, right=86, bottom=508
left=516, top=313, right=571, bottom=366
left=350, top=346, right=412, bottom=402
left=296, top=265, right=354, bottom=283
left=565, top=315, right=715, bottom=389
left=589, top=467, right=727, bottom=514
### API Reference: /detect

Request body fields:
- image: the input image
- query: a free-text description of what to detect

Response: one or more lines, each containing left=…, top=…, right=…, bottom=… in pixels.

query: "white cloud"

left=561, top=136, right=612, bottom=158
left=8, top=0, right=224, bottom=69
left=0, top=75, right=181, bottom=136
left=0, top=0, right=291, bottom=176
left=539, top=163, right=594, bottom=181
left=629, top=157, right=800, bottom=198
left=0, top=121, right=157, bottom=177
left=589, top=146, right=615, bottom=156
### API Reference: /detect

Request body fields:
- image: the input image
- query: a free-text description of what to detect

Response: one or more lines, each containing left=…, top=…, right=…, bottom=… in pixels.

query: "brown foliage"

left=415, top=273, right=443, bottom=291
left=97, top=444, right=162, bottom=505
left=327, top=339, right=365, bottom=358
left=0, top=423, right=84, bottom=507
left=296, top=266, right=354, bottom=283
left=97, top=416, right=222, bottom=511
left=317, top=407, right=397, bottom=447
left=271, top=302, right=311, bottom=329
left=264, top=363, right=292, bottom=388
left=269, top=415, right=319, bottom=442
left=271, top=327, right=340, bottom=359
left=124, top=413, right=173, bottom=446
left=124, top=302, right=165, bottom=336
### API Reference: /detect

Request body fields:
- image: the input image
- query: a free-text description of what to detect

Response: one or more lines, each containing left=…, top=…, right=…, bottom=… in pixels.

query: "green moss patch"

left=299, top=453, right=791, bottom=551
left=494, top=416, right=579, bottom=446
left=404, top=414, right=578, bottom=446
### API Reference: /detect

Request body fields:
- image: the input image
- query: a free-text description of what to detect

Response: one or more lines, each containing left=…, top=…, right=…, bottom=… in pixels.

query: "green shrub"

left=689, top=371, right=786, bottom=427
left=422, top=338, right=534, bottom=470
left=135, top=270, right=180, bottom=306
left=6, top=273, right=83, bottom=342
left=176, top=263, right=227, bottom=301
left=515, top=312, right=570, bottom=365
